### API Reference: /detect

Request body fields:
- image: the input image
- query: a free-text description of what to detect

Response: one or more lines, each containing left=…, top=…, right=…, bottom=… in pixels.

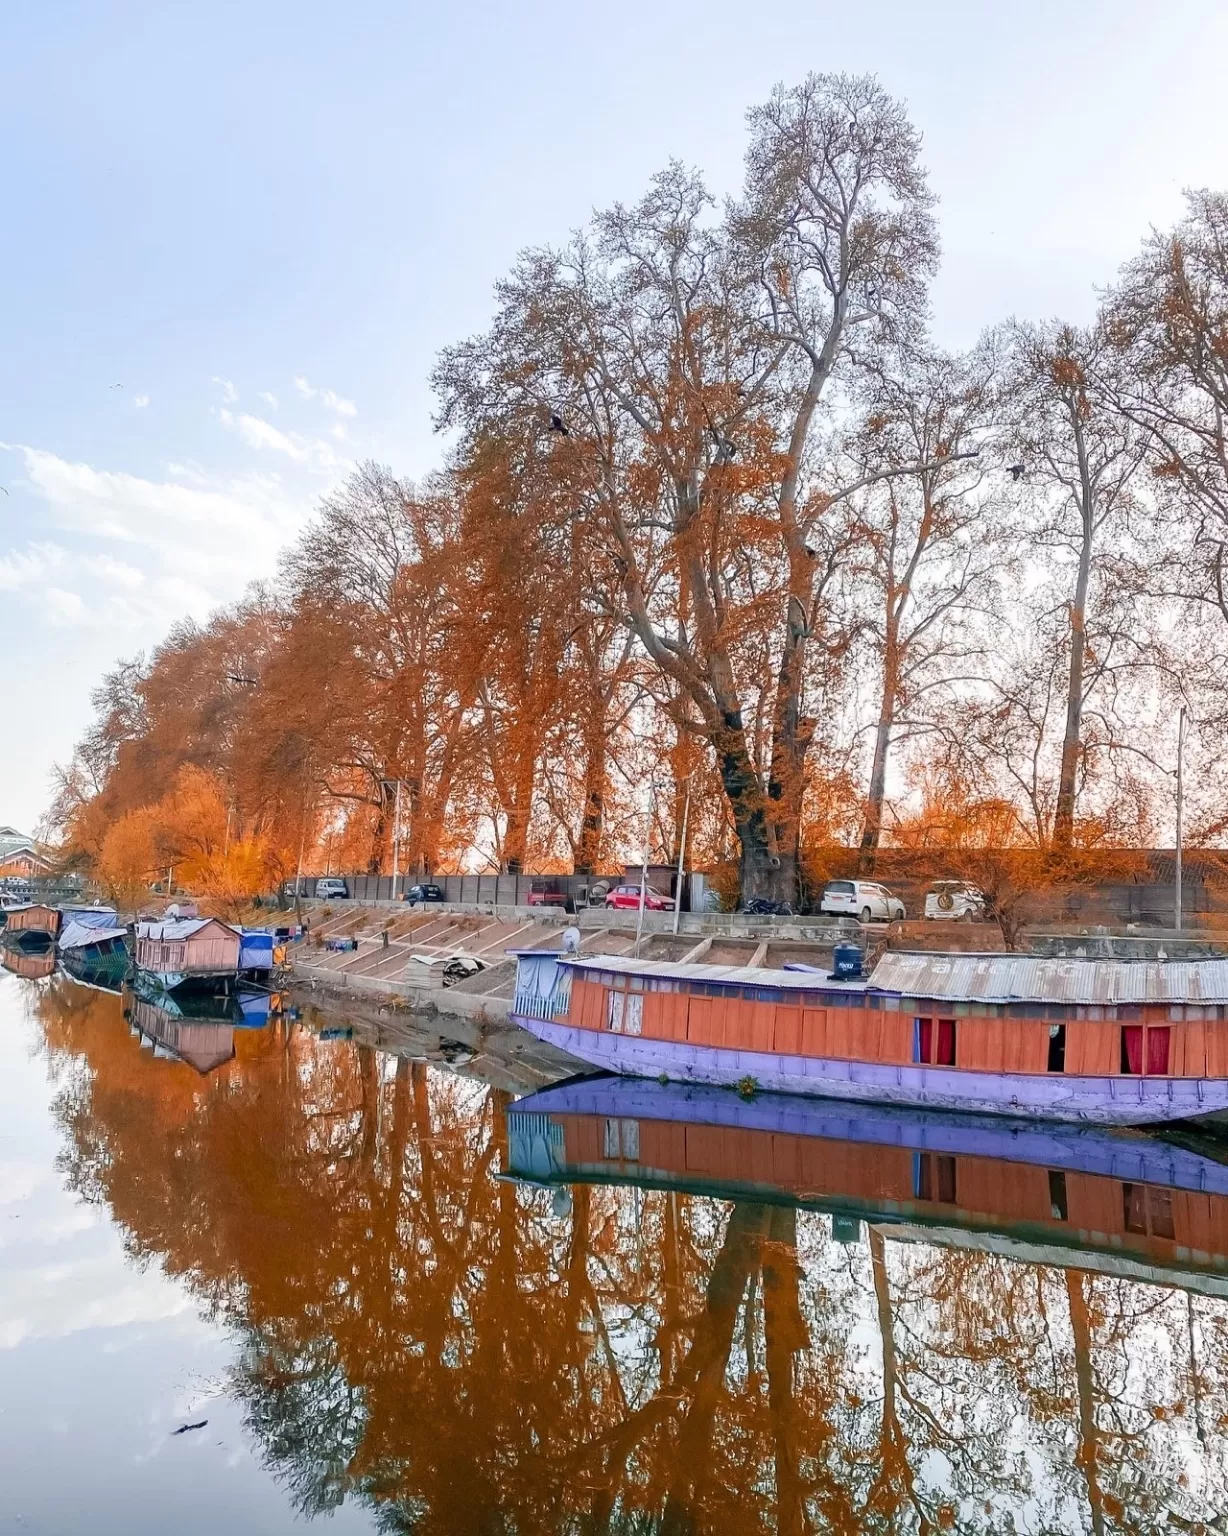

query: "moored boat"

left=4, top=903, right=61, bottom=948
left=57, top=919, right=130, bottom=989
left=134, top=916, right=242, bottom=992
left=506, top=1076, right=1228, bottom=1296
left=508, top=948, right=1228, bottom=1126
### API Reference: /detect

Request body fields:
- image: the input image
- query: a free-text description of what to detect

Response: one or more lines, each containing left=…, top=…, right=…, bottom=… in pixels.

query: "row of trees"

left=52, top=75, right=1228, bottom=905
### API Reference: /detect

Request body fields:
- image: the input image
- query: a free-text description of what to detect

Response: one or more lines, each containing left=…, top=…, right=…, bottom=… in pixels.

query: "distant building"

left=0, top=826, right=55, bottom=879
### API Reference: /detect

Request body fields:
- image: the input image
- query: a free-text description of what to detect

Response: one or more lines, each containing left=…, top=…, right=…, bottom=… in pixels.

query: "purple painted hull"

left=512, top=1015, right=1228, bottom=1126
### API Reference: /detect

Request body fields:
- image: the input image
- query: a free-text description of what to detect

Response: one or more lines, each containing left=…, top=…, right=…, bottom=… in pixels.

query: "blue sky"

left=4, top=0, right=1228, bottom=831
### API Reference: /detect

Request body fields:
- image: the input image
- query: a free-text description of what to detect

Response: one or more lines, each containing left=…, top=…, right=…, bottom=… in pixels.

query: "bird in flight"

left=111, top=383, right=123, bottom=389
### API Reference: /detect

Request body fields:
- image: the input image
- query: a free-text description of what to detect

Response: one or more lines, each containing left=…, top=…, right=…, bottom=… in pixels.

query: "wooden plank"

left=774, top=1007, right=803, bottom=1055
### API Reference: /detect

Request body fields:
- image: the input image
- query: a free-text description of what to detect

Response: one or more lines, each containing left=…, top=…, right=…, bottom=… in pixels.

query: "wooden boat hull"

left=512, top=1015, right=1228, bottom=1125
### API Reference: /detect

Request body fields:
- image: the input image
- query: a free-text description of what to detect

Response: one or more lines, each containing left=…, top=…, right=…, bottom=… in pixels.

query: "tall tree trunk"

left=1066, top=1268, right=1107, bottom=1536
left=1054, top=411, right=1096, bottom=850
left=762, top=1206, right=807, bottom=1536
left=860, top=625, right=900, bottom=869
left=575, top=686, right=608, bottom=875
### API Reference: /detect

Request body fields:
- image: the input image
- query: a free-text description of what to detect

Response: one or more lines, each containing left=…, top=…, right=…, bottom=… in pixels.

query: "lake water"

left=3, top=966, right=1228, bottom=1532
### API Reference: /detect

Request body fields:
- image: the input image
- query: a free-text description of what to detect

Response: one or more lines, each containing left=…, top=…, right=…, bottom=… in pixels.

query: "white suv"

left=819, top=880, right=905, bottom=924
left=924, top=882, right=985, bottom=921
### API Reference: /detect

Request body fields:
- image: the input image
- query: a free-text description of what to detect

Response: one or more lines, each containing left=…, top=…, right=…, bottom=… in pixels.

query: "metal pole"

left=672, top=781, right=691, bottom=937
left=392, top=779, right=402, bottom=903
left=635, top=786, right=653, bottom=956
left=1176, top=706, right=1186, bottom=933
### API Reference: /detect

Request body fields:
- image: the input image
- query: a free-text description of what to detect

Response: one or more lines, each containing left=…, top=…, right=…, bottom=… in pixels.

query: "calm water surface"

left=3, top=966, right=1228, bottom=1533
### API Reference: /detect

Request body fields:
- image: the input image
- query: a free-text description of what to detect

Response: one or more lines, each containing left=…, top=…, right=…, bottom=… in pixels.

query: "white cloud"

left=259, top=391, right=278, bottom=410
left=133, top=394, right=150, bottom=409
left=294, top=375, right=357, bottom=417
left=330, top=422, right=348, bottom=442
left=211, top=376, right=238, bottom=404
left=218, top=407, right=342, bottom=474
left=6, top=444, right=315, bottom=631
left=0, top=542, right=65, bottom=592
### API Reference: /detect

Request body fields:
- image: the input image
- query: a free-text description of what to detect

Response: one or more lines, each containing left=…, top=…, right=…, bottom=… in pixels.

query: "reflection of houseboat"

left=126, top=984, right=278, bottom=1073
left=507, top=1077, right=1228, bottom=1297
left=4, top=904, right=61, bottom=948
left=2, top=940, right=57, bottom=980
left=510, top=950, right=1228, bottom=1125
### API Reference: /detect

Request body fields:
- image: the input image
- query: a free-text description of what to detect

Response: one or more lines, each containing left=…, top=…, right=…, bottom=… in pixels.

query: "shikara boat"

left=506, top=1076, right=1228, bottom=1297
left=509, top=948, right=1228, bottom=1125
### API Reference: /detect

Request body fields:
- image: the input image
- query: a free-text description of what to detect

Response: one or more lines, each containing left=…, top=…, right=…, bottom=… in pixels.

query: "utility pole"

left=392, top=778, right=402, bottom=903
left=1176, top=706, right=1187, bottom=933
left=635, top=784, right=654, bottom=957
left=672, top=779, right=691, bottom=938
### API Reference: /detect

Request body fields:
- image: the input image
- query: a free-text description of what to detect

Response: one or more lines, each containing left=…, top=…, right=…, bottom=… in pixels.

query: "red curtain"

left=1147, top=1027, right=1171, bottom=1076
left=916, top=1018, right=933, bottom=1064
left=937, top=1019, right=957, bottom=1066
left=1121, top=1026, right=1144, bottom=1075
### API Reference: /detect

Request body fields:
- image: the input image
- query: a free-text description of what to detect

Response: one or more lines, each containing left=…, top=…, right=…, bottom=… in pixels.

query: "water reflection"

left=23, top=973, right=1228, bottom=1532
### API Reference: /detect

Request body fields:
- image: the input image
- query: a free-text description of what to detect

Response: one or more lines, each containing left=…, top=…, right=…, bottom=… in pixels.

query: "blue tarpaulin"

left=238, top=930, right=275, bottom=970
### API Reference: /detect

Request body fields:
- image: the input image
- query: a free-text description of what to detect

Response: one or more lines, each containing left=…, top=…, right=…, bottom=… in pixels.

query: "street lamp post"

left=635, top=784, right=656, bottom=958
left=672, top=779, right=691, bottom=938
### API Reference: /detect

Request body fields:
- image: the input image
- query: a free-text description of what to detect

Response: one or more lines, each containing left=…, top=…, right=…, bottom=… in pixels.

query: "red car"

left=605, top=884, right=675, bottom=912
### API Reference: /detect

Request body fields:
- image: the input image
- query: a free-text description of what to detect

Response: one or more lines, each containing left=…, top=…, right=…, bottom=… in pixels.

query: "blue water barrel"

left=830, top=943, right=864, bottom=979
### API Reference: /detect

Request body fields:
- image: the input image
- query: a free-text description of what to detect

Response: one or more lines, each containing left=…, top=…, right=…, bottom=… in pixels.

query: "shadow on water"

left=22, top=969, right=1228, bottom=1532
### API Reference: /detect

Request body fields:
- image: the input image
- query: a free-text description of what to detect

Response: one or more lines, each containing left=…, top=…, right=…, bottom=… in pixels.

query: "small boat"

left=58, top=919, right=131, bottom=989
left=508, top=948, right=1228, bottom=1126
left=134, top=916, right=242, bottom=992
left=506, top=1076, right=1228, bottom=1297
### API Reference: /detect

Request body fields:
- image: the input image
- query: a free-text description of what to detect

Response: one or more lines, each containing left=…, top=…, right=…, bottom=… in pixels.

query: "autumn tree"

left=435, top=72, right=941, bottom=904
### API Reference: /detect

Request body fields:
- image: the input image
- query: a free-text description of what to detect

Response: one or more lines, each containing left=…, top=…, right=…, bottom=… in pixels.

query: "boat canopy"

left=238, top=930, right=275, bottom=969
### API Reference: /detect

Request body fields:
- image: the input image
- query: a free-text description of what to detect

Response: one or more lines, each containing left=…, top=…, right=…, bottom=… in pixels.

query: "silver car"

left=819, top=880, right=906, bottom=923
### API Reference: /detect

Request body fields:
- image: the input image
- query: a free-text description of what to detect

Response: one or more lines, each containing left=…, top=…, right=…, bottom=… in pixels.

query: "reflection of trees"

left=32, top=975, right=1228, bottom=1534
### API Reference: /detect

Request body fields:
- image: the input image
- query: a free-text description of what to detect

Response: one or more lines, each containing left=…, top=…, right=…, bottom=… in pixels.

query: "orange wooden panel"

left=799, top=1008, right=827, bottom=1056
left=744, top=1130, right=776, bottom=1186
left=878, top=1014, right=913, bottom=1065
left=775, top=1007, right=803, bottom=1055
left=955, top=1159, right=1053, bottom=1224
left=1172, top=1190, right=1228, bottom=1255
left=666, top=992, right=688, bottom=1042
left=772, top=1134, right=803, bottom=1188
left=641, top=992, right=667, bottom=1040
left=686, top=998, right=713, bottom=1046
left=748, top=1002, right=775, bottom=1053
left=1066, top=1021, right=1117, bottom=1076
left=956, top=1017, right=1002, bottom=1072
left=1208, top=1023, right=1228, bottom=1077
left=1066, top=1173, right=1124, bottom=1235
left=684, top=1125, right=727, bottom=1174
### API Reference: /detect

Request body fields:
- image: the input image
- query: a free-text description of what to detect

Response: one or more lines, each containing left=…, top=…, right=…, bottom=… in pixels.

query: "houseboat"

left=57, top=919, right=130, bottom=989
left=2, top=940, right=56, bottom=980
left=508, top=948, right=1228, bottom=1126
left=134, top=917, right=242, bottom=992
left=506, top=1076, right=1228, bottom=1296
left=3, top=904, right=61, bottom=948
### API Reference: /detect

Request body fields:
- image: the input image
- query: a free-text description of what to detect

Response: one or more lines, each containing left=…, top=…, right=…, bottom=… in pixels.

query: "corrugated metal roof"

left=561, top=948, right=1228, bottom=1006
left=136, top=919, right=231, bottom=942
left=869, top=951, right=1228, bottom=1005
left=59, top=921, right=128, bottom=951
left=564, top=954, right=867, bottom=992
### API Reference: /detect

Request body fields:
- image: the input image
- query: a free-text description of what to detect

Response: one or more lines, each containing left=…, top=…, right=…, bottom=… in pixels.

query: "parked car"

left=314, top=877, right=350, bottom=900
left=402, top=883, right=445, bottom=905
left=526, top=880, right=572, bottom=911
left=924, top=881, right=985, bottom=921
left=605, top=884, right=675, bottom=912
left=819, top=880, right=906, bottom=924
left=741, top=896, right=795, bottom=917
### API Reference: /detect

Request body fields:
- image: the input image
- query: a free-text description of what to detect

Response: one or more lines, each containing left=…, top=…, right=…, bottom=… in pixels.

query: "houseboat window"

left=914, top=1018, right=956, bottom=1066
left=602, top=1118, right=639, bottom=1161
left=1147, top=1027, right=1171, bottom=1075
left=1047, top=1024, right=1066, bottom=1073
left=1048, top=1170, right=1068, bottom=1221
left=1121, top=1026, right=1144, bottom=1075
left=914, top=1153, right=957, bottom=1205
left=1123, top=1183, right=1175, bottom=1240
